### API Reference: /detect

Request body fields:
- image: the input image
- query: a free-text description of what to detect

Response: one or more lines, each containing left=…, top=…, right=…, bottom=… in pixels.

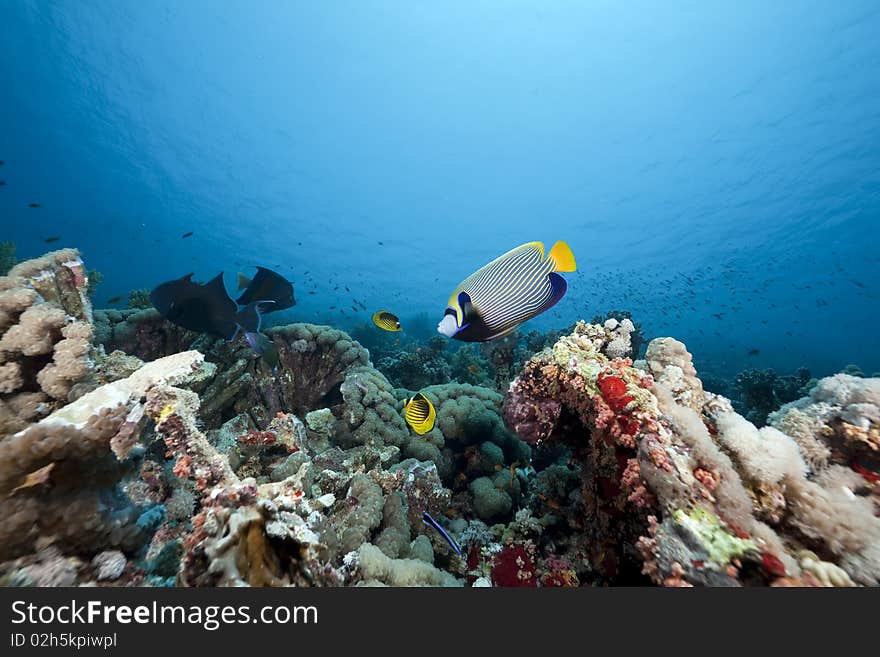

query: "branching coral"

left=376, top=336, right=451, bottom=390
left=733, top=367, right=812, bottom=427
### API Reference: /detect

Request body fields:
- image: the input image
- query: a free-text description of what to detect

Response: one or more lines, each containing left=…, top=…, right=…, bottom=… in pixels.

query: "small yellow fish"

left=372, top=310, right=402, bottom=332
left=403, top=392, right=436, bottom=435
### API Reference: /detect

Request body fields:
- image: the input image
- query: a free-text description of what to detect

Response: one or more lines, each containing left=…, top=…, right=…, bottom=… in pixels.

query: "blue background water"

left=1, top=1, right=878, bottom=377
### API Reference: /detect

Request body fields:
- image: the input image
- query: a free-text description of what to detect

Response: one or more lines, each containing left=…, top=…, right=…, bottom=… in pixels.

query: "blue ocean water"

left=1, top=1, right=878, bottom=378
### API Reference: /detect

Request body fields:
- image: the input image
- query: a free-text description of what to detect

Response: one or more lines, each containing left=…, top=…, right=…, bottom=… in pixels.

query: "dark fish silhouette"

left=0, top=180, right=6, bottom=187
left=236, top=266, right=295, bottom=312
left=43, top=236, right=60, bottom=243
left=107, top=296, right=123, bottom=304
left=181, top=231, right=193, bottom=238
left=28, top=202, right=40, bottom=208
left=150, top=272, right=260, bottom=339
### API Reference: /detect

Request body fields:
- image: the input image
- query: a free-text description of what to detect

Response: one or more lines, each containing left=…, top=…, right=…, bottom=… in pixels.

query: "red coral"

left=540, top=556, right=579, bottom=587
left=597, top=373, right=634, bottom=413
left=465, top=546, right=481, bottom=585
left=851, top=462, right=880, bottom=484
left=239, top=430, right=278, bottom=446
left=491, top=542, right=537, bottom=587
left=693, top=467, right=717, bottom=490
left=761, top=552, right=787, bottom=578
left=172, top=455, right=192, bottom=479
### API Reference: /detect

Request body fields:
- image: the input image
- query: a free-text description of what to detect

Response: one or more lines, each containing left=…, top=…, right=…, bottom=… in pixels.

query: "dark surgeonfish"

left=421, top=512, right=462, bottom=556
left=437, top=240, right=576, bottom=342
left=236, top=266, right=295, bottom=312
left=151, top=272, right=280, bottom=369
left=151, top=273, right=244, bottom=338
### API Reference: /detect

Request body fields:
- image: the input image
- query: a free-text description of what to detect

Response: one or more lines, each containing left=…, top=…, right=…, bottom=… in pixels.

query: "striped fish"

left=422, top=511, right=462, bottom=556
left=437, top=241, right=576, bottom=342
left=372, top=310, right=402, bottom=332
left=403, top=392, right=436, bottom=435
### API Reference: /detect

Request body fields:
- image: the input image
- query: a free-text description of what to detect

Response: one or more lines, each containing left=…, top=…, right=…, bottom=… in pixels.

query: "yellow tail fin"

left=237, top=273, right=252, bottom=291
left=548, top=241, right=576, bottom=272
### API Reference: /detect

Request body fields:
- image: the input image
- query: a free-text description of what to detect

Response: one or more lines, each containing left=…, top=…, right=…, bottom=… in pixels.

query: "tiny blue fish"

left=422, top=511, right=462, bottom=556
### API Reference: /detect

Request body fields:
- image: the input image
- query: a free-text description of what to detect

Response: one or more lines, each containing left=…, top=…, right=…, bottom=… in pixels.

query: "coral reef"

left=3, top=250, right=877, bottom=588
left=0, top=351, right=206, bottom=561
left=376, top=336, right=451, bottom=390
left=126, top=288, right=153, bottom=309
left=0, top=241, right=16, bottom=276
left=733, top=367, right=812, bottom=427
left=503, top=321, right=880, bottom=586
left=0, top=249, right=95, bottom=435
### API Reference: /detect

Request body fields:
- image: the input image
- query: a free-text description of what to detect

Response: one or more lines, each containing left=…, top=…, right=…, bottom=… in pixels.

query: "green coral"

left=126, top=288, right=153, bottom=309
left=0, top=241, right=16, bottom=275
left=86, top=269, right=103, bottom=298
left=673, top=507, right=757, bottom=565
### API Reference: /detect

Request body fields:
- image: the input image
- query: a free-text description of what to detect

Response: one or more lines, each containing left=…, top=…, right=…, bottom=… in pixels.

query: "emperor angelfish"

left=403, top=392, right=436, bottom=435
left=437, top=241, right=576, bottom=342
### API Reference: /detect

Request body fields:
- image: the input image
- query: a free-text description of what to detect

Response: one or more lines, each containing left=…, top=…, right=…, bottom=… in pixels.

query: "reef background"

left=1, top=2, right=879, bottom=378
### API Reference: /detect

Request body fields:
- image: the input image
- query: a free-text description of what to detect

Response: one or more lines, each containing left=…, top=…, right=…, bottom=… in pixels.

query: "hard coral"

left=501, top=321, right=880, bottom=586
left=0, top=250, right=95, bottom=434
